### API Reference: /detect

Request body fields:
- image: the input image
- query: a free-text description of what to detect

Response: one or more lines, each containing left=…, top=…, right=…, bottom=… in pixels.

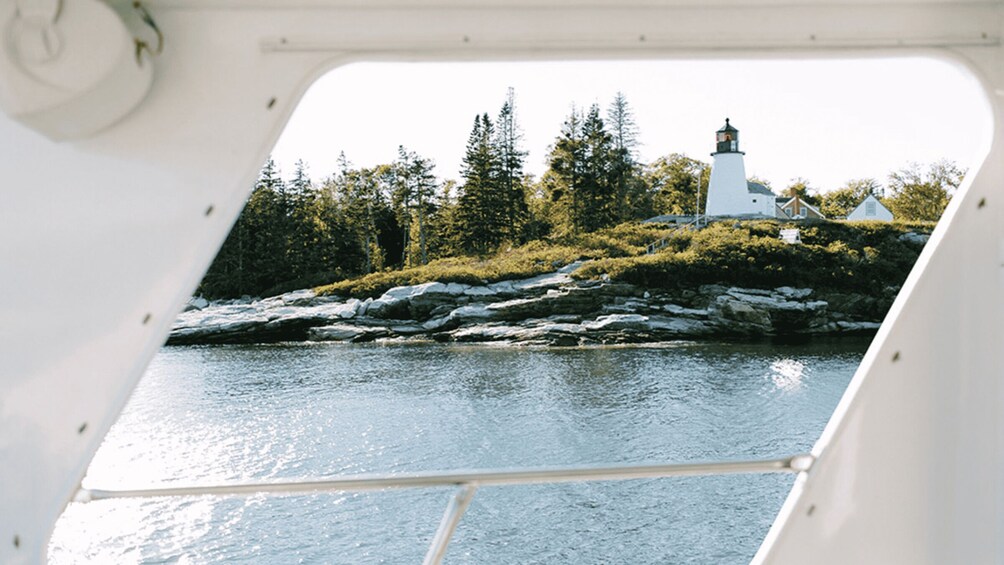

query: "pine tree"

left=286, top=160, right=323, bottom=279
left=394, top=146, right=439, bottom=266
left=245, top=158, right=292, bottom=293
left=544, top=104, right=621, bottom=232
left=607, top=91, right=639, bottom=155
left=606, top=92, right=647, bottom=220
left=200, top=157, right=293, bottom=296
left=579, top=104, right=619, bottom=231
left=494, top=88, right=529, bottom=240
left=332, top=154, right=385, bottom=273
left=546, top=106, right=587, bottom=233
left=455, top=114, right=505, bottom=254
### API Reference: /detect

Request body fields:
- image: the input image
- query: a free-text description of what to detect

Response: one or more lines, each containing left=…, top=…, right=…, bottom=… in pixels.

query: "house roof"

left=717, top=118, right=738, bottom=133
left=781, top=195, right=826, bottom=218
left=747, top=181, right=774, bottom=196
left=849, top=194, right=892, bottom=216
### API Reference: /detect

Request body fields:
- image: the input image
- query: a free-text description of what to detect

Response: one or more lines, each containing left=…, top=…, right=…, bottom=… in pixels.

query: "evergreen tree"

left=546, top=104, right=620, bottom=232
left=455, top=114, right=505, bottom=254
left=288, top=159, right=313, bottom=200
left=199, top=209, right=247, bottom=297
left=244, top=158, right=291, bottom=292
left=579, top=104, right=619, bottom=230
left=371, top=163, right=405, bottom=268
left=394, top=146, right=439, bottom=266
left=607, top=91, right=639, bottom=156
left=606, top=92, right=649, bottom=220
left=333, top=154, right=387, bottom=273
left=286, top=160, right=323, bottom=279
left=200, top=158, right=291, bottom=296
left=494, top=88, right=529, bottom=239
left=545, top=106, right=586, bottom=233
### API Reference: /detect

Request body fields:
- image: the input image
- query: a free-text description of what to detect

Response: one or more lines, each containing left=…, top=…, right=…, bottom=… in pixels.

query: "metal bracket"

left=423, top=484, right=478, bottom=565
left=132, top=1, right=162, bottom=66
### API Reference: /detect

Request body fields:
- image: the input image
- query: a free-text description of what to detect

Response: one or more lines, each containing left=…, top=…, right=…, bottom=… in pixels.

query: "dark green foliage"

left=330, top=157, right=391, bottom=274
left=450, top=89, right=530, bottom=255
left=573, top=220, right=933, bottom=294
left=540, top=94, right=655, bottom=233
left=200, top=158, right=366, bottom=298
left=494, top=88, right=530, bottom=239
left=546, top=104, right=623, bottom=232
left=393, top=146, right=440, bottom=267
left=454, top=114, right=508, bottom=254
left=200, top=159, right=291, bottom=297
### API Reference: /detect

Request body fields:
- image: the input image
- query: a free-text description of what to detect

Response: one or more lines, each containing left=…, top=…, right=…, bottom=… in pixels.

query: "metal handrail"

left=74, top=454, right=814, bottom=564
left=645, top=218, right=698, bottom=254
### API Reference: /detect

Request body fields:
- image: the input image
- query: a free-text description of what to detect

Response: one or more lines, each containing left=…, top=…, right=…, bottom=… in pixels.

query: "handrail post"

left=422, top=484, right=478, bottom=565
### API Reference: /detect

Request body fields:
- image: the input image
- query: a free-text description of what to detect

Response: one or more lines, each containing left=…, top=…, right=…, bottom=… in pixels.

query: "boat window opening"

left=48, top=57, right=991, bottom=565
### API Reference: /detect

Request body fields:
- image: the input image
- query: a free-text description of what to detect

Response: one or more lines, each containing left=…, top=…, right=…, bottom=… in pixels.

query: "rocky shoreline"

left=170, top=263, right=892, bottom=346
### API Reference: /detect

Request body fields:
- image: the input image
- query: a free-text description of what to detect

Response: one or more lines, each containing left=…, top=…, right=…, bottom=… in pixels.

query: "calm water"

left=50, top=339, right=868, bottom=564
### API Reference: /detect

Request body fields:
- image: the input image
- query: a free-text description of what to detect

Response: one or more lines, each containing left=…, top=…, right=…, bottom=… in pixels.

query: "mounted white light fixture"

left=0, top=0, right=153, bottom=140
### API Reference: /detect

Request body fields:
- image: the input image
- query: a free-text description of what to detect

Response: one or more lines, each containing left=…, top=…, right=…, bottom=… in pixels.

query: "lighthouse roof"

left=717, top=118, right=738, bottom=133
left=747, top=181, right=774, bottom=196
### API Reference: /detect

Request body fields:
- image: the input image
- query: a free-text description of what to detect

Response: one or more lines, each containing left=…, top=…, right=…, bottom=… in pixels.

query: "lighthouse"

left=704, top=119, right=776, bottom=217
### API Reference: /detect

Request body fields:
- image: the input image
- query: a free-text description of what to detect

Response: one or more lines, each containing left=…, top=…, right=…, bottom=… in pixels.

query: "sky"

left=271, top=58, right=992, bottom=194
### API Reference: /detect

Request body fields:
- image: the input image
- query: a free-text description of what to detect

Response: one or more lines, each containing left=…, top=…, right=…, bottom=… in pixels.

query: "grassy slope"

left=315, top=220, right=934, bottom=299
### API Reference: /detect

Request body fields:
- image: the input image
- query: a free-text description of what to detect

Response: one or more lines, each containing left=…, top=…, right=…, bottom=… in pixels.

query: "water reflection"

left=768, top=358, right=807, bottom=392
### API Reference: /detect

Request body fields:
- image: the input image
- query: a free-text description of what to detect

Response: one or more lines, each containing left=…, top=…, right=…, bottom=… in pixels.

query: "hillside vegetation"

left=574, top=220, right=933, bottom=294
left=316, top=220, right=934, bottom=299
left=315, top=223, right=674, bottom=298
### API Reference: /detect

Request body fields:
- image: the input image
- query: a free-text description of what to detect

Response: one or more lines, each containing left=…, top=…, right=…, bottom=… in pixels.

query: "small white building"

left=847, top=194, right=894, bottom=222
left=747, top=181, right=779, bottom=217
left=704, top=119, right=776, bottom=217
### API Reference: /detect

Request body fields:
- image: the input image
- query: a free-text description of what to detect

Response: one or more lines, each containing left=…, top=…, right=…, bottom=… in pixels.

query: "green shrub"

left=316, top=241, right=591, bottom=298
left=572, top=219, right=927, bottom=294
left=316, top=219, right=928, bottom=298
left=314, top=222, right=679, bottom=298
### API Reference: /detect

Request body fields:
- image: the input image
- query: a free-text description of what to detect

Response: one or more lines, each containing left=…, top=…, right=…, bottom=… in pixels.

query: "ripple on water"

left=51, top=339, right=867, bottom=564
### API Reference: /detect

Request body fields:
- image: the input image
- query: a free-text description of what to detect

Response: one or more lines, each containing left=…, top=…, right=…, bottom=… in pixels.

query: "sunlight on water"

left=50, top=340, right=867, bottom=564
left=767, top=359, right=806, bottom=392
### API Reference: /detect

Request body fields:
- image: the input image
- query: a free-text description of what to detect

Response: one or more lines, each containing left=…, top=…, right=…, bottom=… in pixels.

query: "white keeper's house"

left=703, top=119, right=777, bottom=218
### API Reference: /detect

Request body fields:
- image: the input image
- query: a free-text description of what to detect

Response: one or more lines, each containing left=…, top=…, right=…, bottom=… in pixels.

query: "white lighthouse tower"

left=704, top=118, right=754, bottom=217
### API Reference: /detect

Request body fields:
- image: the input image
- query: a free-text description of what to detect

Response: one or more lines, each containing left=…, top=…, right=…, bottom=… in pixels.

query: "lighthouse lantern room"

left=715, top=118, right=742, bottom=154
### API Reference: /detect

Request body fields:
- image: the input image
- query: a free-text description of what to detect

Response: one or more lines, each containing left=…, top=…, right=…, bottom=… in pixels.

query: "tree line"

left=781, top=160, right=964, bottom=221
left=200, top=89, right=964, bottom=298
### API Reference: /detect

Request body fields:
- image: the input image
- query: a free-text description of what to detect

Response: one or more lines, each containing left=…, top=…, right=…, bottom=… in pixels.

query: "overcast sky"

left=271, top=57, right=991, bottom=193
